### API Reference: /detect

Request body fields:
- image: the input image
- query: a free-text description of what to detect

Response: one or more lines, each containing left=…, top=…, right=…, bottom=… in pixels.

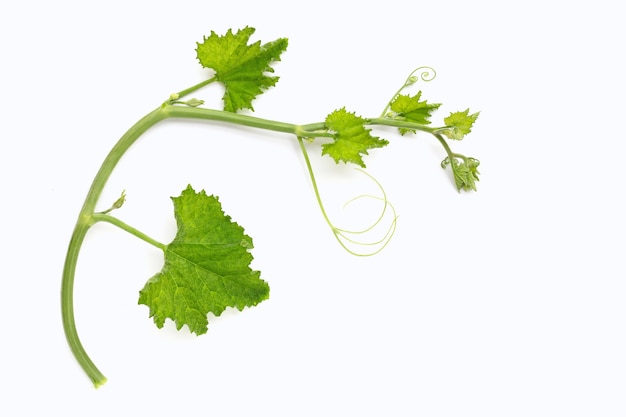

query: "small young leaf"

left=184, top=98, right=205, bottom=107
left=138, top=185, right=269, bottom=335
left=442, top=109, right=480, bottom=140
left=196, top=27, right=288, bottom=112
left=390, top=92, right=441, bottom=134
left=321, top=107, right=388, bottom=168
left=442, top=156, right=480, bottom=191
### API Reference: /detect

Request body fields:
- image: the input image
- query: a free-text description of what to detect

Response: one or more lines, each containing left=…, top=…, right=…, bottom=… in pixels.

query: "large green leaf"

left=196, top=26, right=288, bottom=112
left=139, top=185, right=269, bottom=335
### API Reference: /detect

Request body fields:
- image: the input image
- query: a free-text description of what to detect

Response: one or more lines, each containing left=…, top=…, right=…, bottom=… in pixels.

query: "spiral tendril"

left=408, top=66, right=436, bottom=84
left=298, top=138, right=398, bottom=256
left=380, top=66, right=437, bottom=117
left=329, top=169, right=398, bottom=256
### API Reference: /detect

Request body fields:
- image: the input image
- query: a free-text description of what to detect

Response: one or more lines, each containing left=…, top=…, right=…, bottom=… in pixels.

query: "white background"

left=1, top=1, right=624, bottom=415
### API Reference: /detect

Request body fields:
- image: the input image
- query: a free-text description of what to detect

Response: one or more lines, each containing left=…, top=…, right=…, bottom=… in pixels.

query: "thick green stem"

left=163, top=105, right=300, bottom=134
left=61, top=216, right=106, bottom=388
left=62, top=107, right=167, bottom=388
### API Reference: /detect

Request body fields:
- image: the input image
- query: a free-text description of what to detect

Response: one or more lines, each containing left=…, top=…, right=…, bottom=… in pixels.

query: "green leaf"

left=138, top=185, right=269, bottom=335
left=321, top=107, right=388, bottom=168
left=441, top=156, right=480, bottom=191
left=183, top=98, right=205, bottom=108
left=389, top=92, right=441, bottom=134
left=196, top=27, right=288, bottom=112
left=442, top=109, right=480, bottom=140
